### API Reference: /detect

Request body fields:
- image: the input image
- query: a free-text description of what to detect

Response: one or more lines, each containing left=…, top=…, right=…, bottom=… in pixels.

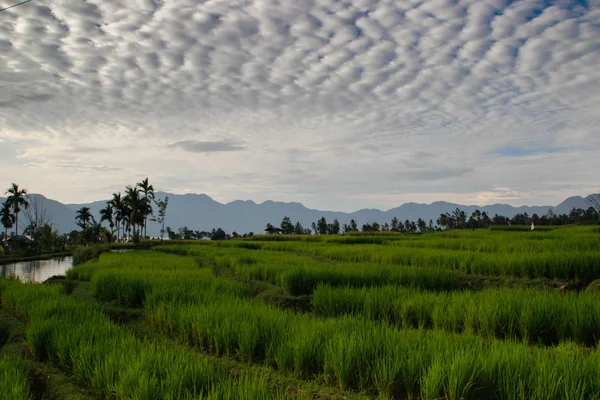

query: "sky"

left=1, top=0, right=600, bottom=212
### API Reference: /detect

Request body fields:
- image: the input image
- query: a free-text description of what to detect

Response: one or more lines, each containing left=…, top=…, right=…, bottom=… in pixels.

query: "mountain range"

left=0, top=192, right=595, bottom=236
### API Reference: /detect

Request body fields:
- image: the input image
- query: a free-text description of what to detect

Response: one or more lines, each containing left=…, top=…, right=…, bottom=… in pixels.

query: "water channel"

left=0, top=256, right=73, bottom=283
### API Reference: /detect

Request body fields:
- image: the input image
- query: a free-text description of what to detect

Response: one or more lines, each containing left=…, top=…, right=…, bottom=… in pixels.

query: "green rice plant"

left=91, top=267, right=251, bottom=308
left=67, top=250, right=200, bottom=281
left=0, top=356, right=31, bottom=400
left=154, top=244, right=461, bottom=295
left=312, top=285, right=600, bottom=346
left=280, top=264, right=460, bottom=296
left=0, top=280, right=288, bottom=400
left=144, top=282, right=600, bottom=399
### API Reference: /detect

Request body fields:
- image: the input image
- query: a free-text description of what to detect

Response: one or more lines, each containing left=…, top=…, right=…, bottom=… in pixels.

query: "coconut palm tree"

left=5, top=183, right=29, bottom=237
left=137, top=178, right=155, bottom=238
left=109, top=192, right=123, bottom=242
left=75, top=207, right=94, bottom=229
left=124, top=185, right=143, bottom=237
left=100, top=203, right=115, bottom=235
left=1, top=201, right=15, bottom=239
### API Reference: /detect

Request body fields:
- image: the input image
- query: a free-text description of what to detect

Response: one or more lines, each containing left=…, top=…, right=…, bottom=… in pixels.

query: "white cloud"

left=0, top=0, right=599, bottom=211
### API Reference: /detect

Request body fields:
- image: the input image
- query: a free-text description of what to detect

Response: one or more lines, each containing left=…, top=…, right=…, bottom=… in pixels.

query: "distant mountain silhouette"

left=1, top=192, right=595, bottom=236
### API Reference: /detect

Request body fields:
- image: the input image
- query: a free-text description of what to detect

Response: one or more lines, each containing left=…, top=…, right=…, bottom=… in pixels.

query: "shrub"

left=72, top=245, right=109, bottom=266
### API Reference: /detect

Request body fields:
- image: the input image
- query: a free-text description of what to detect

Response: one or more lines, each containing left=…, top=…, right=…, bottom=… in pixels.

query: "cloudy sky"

left=1, top=0, right=599, bottom=211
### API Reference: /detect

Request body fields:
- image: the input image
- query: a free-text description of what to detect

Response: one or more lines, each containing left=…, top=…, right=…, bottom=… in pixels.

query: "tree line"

left=1, top=179, right=171, bottom=255
left=265, top=204, right=600, bottom=235
left=164, top=226, right=254, bottom=241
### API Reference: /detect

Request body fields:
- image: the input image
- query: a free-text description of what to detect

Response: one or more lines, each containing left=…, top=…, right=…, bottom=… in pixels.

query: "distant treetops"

left=265, top=205, right=600, bottom=235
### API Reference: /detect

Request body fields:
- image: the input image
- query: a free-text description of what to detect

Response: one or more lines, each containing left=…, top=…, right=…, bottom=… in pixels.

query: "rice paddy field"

left=1, top=225, right=600, bottom=399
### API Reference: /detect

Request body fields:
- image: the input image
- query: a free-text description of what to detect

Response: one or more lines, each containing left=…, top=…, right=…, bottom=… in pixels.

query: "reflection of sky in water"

left=0, top=257, right=73, bottom=283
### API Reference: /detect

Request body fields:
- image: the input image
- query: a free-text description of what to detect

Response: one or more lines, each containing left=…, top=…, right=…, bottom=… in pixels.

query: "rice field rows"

left=251, top=231, right=600, bottom=281
left=312, top=285, right=600, bottom=346
left=154, top=244, right=462, bottom=295
left=74, top=258, right=600, bottom=399
left=0, top=280, right=288, bottom=400
left=2, top=226, right=600, bottom=399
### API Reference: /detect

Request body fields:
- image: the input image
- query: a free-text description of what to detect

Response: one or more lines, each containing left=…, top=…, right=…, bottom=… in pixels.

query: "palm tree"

left=76, top=207, right=94, bottom=229
left=109, top=192, right=123, bottom=242
left=137, top=178, right=155, bottom=238
left=1, top=201, right=15, bottom=239
left=124, top=185, right=143, bottom=237
left=5, top=183, right=29, bottom=236
left=100, top=203, right=115, bottom=236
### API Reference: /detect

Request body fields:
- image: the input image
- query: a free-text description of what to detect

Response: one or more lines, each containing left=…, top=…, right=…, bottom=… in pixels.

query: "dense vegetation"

left=1, top=226, right=600, bottom=398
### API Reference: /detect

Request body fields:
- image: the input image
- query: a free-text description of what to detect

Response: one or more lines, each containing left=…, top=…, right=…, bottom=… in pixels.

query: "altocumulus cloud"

left=0, top=0, right=599, bottom=211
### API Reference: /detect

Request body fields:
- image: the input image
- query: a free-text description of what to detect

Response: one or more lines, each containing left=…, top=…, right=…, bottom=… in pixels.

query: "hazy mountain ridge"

left=1, top=193, right=595, bottom=236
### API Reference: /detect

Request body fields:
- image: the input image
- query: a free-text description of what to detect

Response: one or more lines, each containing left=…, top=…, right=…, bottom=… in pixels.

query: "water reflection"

left=0, top=257, right=73, bottom=283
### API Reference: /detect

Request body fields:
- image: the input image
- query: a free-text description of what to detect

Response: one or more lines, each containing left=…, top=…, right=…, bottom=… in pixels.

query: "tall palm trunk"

left=15, top=211, right=19, bottom=236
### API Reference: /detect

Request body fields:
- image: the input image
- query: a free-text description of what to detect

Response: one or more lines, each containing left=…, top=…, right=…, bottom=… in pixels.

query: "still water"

left=0, top=256, right=73, bottom=283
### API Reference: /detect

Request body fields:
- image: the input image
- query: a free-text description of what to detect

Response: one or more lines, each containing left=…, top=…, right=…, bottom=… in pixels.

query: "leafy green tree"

left=280, top=216, right=294, bottom=234
left=436, top=213, right=449, bottom=229
left=179, top=226, right=194, bottom=240
left=316, top=217, right=328, bottom=235
left=293, top=221, right=304, bottom=235
left=390, top=217, right=400, bottom=232
left=166, top=226, right=180, bottom=240
left=1, top=201, right=15, bottom=239
left=327, top=218, right=340, bottom=234
left=381, top=223, right=390, bottom=232
left=137, top=178, right=155, bottom=237
left=5, top=183, right=29, bottom=236
left=492, top=214, right=510, bottom=225
left=417, top=218, right=427, bottom=233
left=481, top=212, right=490, bottom=228
left=211, top=228, right=227, bottom=240
left=588, top=193, right=600, bottom=222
